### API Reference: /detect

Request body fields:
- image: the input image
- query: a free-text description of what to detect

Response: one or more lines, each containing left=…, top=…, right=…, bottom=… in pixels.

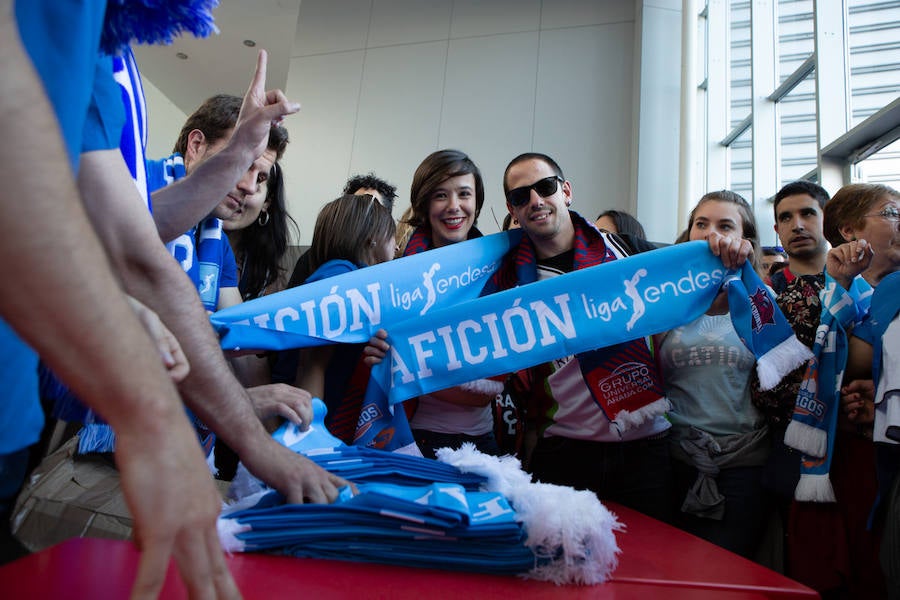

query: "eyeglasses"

left=505, top=176, right=564, bottom=207
left=863, top=205, right=900, bottom=221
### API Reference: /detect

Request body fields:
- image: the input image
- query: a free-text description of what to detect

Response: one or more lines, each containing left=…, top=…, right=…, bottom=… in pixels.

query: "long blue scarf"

left=784, top=274, right=870, bottom=502
left=213, top=234, right=812, bottom=451
left=211, top=230, right=523, bottom=349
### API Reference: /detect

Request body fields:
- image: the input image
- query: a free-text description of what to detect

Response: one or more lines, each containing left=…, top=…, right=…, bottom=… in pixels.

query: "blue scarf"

left=147, top=153, right=228, bottom=312
left=214, top=228, right=812, bottom=451
left=784, top=274, right=870, bottom=502
left=212, top=230, right=523, bottom=349
left=111, top=49, right=149, bottom=210
left=371, top=243, right=808, bottom=405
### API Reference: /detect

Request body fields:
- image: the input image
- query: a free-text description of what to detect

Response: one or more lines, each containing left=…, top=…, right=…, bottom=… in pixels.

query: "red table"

left=0, top=503, right=817, bottom=599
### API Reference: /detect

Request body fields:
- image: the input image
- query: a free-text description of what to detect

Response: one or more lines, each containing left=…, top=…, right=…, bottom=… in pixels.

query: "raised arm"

left=151, top=50, right=300, bottom=242
left=0, top=10, right=235, bottom=597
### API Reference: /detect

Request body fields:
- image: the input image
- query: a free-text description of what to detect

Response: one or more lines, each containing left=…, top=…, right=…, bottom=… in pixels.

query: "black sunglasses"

left=505, top=176, right=564, bottom=207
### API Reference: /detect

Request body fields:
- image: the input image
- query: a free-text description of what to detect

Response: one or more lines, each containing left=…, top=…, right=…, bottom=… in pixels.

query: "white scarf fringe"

left=756, top=335, right=814, bottom=391
left=794, top=473, right=836, bottom=503
left=783, top=419, right=827, bottom=458
left=437, top=443, right=622, bottom=585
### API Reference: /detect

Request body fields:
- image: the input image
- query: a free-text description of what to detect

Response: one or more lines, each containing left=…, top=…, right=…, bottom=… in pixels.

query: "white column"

left=814, top=0, right=851, bottom=193
left=678, top=0, right=699, bottom=229
left=750, top=0, right=778, bottom=245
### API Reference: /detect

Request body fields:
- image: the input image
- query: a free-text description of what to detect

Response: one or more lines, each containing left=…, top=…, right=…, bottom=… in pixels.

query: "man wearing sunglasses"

left=481, top=152, right=751, bottom=523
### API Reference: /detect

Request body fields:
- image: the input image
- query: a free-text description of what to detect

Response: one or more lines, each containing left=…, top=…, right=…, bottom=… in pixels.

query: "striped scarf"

left=784, top=274, right=870, bottom=501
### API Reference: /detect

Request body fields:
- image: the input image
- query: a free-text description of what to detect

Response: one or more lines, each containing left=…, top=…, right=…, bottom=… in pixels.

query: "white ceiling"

left=133, top=1, right=302, bottom=114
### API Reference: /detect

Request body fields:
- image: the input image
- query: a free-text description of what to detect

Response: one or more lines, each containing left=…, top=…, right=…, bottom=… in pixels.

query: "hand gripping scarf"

left=784, top=274, right=871, bottom=502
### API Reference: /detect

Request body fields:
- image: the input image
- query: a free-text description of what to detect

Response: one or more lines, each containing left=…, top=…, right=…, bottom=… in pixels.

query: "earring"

left=257, top=210, right=270, bottom=226
left=513, top=218, right=519, bottom=225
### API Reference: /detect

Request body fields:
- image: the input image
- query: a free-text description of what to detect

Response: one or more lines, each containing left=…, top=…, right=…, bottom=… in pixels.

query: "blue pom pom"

left=78, top=423, right=117, bottom=454
left=101, top=0, right=220, bottom=55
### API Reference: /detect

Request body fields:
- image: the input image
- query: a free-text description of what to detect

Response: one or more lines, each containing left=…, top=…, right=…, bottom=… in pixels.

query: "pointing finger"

left=249, top=49, right=268, bottom=95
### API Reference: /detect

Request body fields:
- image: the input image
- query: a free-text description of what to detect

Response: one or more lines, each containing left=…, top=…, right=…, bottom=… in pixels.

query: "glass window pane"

left=856, top=137, right=900, bottom=190
left=730, top=1, right=752, bottom=127
left=848, top=0, right=900, bottom=126
left=730, top=124, right=753, bottom=197
left=778, top=70, right=817, bottom=184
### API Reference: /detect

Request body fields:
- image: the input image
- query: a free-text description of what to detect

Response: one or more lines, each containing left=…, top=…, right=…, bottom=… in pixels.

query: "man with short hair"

left=753, top=180, right=830, bottom=427
left=152, top=94, right=289, bottom=312
left=343, top=172, right=398, bottom=210
left=483, top=153, right=749, bottom=521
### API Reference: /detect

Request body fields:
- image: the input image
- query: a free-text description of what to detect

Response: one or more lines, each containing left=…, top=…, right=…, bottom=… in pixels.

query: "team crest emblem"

left=749, top=287, right=776, bottom=332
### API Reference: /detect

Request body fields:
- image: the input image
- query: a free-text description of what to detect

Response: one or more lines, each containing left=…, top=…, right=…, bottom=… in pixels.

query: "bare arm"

left=0, top=11, right=235, bottom=598
left=295, top=345, right=335, bottom=400
left=78, top=149, right=348, bottom=504
left=151, top=50, right=300, bottom=242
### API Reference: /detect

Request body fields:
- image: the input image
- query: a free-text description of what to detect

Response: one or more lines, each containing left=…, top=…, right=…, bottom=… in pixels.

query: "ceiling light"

left=243, top=39, right=256, bottom=47
left=176, top=52, right=188, bottom=60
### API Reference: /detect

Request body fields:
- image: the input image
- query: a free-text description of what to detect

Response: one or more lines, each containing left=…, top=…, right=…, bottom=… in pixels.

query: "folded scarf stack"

left=219, top=400, right=622, bottom=584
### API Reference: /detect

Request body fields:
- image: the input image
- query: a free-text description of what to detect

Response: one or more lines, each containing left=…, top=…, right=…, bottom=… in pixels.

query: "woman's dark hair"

left=596, top=209, right=647, bottom=240
left=408, top=149, right=484, bottom=229
left=308, top=194, right=396, bottom=274
left=235, top=162, right=299, bottom=299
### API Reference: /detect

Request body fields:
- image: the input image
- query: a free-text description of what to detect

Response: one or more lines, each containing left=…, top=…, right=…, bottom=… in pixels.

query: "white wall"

left=140, top=0, right=684, bottom=247
left=142, top=77, right=187, bottom=161
left=282, top=0, right=640, bottom=244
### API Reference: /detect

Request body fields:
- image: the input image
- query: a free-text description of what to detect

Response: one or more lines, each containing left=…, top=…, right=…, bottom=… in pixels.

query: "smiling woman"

left=404, top=149, right=485, bottom=250
left=396, top=149, right=504, bottom=459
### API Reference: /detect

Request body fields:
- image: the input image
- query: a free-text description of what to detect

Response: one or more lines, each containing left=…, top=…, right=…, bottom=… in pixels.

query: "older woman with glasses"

left=824, top=183, right=900, bottom=289
left=792, top=182, right=900, bottom=598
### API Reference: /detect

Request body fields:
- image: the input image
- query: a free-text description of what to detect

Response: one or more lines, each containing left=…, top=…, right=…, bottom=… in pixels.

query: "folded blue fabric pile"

left=221, top=481, right=536, bottom=575
left=218, top=400, right=537, bottom=575
left=303, top=446, right=487, bottom=490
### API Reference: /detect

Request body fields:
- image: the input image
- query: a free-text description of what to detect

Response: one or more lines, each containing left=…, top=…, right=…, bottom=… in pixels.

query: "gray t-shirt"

left=660, top=313, right=763, bottom=437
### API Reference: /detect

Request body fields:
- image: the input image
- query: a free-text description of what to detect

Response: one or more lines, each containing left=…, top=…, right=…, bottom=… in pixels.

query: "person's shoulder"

left=769, top=269, right=789, bottom=293
left=307, top=259, right=358, bottom=283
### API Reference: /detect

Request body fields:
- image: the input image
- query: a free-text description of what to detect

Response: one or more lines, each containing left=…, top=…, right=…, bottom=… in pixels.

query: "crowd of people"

left=2, top=2, right=898, bottom=599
